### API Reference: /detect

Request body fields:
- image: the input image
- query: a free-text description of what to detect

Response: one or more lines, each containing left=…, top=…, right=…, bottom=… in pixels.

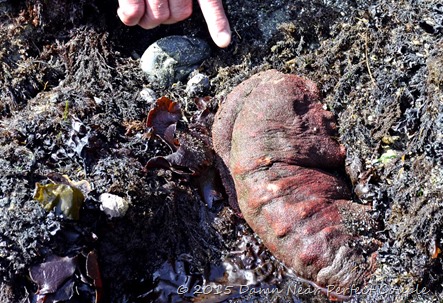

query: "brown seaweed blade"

left=212, top=69, right=377, bottom=296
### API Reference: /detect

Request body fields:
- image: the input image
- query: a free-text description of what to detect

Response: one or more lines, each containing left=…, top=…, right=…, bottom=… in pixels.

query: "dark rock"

left=212, top=69, right=378, bottom=296
left=140, top=36, right=211, bottom=87
left=186, top=72, right=210, bottom=96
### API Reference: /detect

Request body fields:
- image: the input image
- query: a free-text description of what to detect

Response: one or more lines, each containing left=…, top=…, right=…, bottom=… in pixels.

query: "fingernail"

left=216, top=30, right=231, bottom=48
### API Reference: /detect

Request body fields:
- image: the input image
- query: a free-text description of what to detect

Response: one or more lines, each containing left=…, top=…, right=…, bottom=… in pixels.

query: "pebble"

left=185, top=72, right=210, bottom=96
left=140, top=36, right=211, bottom=87
left=99, top=193, right=129, bottom=218
left=139, top=87, right=158, bottom=105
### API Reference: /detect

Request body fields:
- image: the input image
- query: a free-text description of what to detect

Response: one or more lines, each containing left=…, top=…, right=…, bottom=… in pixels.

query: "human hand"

left=117, top=0, right=231, bottom=48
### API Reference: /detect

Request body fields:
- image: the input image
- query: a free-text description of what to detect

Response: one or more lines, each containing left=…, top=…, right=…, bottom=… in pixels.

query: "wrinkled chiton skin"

left=212, top=70, right=376, bottom=294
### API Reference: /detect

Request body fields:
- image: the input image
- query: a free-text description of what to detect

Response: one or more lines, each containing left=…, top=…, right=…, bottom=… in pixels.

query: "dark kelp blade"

left=146, top=96, right=182, bottom=150
left=29, top=255, right=78, bottom=294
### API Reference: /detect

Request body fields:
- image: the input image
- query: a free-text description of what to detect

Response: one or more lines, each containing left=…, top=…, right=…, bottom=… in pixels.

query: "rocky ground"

left=0, top=0, right=442, bottom=302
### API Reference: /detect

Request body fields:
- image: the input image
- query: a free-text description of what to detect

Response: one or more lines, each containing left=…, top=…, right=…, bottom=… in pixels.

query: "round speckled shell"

left=212, top=70, right=375, bottom=293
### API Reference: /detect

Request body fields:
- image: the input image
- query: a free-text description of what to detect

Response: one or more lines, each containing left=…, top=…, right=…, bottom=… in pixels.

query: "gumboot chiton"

left=212, top=70, right=376, bottom=296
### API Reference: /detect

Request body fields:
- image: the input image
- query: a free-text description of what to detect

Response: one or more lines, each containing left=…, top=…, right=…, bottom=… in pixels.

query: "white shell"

left=99, top=193, right=129, bottom=218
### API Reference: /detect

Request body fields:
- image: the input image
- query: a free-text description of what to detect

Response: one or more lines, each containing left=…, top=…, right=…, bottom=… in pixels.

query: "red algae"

left=212, top=69, right=377, bottom=295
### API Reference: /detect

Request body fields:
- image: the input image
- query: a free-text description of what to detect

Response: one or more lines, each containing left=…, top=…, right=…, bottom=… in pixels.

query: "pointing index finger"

left=198, top=0, right=231, bottom=48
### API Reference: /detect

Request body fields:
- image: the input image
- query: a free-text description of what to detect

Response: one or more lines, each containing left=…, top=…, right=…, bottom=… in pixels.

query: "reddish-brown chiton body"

left=212, top=70, right=376, bottom=297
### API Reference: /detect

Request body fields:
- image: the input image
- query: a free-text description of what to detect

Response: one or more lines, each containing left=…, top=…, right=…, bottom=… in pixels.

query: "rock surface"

left=212, top=69, right=377, bottom=294
left=140, top=35, right=211, bottom=87
left=186, top=72, right=210, bottom=96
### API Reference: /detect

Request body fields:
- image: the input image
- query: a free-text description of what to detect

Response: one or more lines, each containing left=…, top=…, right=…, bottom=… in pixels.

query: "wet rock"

left=186, top=72, right=210, bottom=96
left=258, top=6, right=291, bottom=42
left=212, top=70, right=378, bottom=296
left=140, top=36, right=211, bottom=87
